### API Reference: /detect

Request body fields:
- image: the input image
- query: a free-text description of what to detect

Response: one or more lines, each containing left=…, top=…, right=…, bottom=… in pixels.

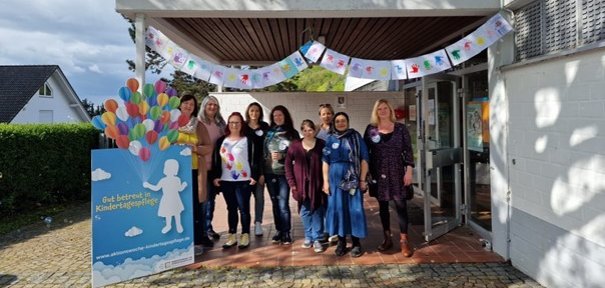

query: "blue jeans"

left=253, top=181, right=265, bottom=224
left=220, top=180, right=252, bottom=234
left=300, top=199, right=325, bottom=242
left=205, top=179, right=217, bottom=232
left=265, top=174, right=291, bottom=233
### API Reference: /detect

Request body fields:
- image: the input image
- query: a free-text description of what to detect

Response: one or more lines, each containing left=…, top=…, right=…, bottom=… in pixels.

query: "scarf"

left=178, top=117, right=198, bottom=134
left=335, top=128, right=362, bottom=193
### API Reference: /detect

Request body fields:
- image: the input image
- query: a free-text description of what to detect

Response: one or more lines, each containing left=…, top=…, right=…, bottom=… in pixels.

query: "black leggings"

left=378, top=199, right=409, bottom=234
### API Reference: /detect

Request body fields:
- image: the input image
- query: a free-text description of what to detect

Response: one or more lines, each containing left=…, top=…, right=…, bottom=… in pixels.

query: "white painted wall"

left=11, top=72, right=88, bottom=124
left=210, top=91, right=405, bottom=134
left=496, top=47, right=605, bottom=287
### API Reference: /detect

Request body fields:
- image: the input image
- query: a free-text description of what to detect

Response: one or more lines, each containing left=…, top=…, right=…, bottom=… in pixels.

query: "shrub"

left=0, top=123, right=99, bottom=216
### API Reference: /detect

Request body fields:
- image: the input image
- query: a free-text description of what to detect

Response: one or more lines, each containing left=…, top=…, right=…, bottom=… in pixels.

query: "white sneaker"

left=254, top=222, right=263, bottom=236
left=328, top=235, right=339, bottom=244
left=301, top=239, right=313, bottom=248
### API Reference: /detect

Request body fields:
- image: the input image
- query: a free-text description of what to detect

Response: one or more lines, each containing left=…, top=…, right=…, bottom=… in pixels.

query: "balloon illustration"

left=119, top=87, right=132, bottom=102
left=101, top=112, right=116, bottom=126
left=91, top=78, right=187, bottom=162
left=126, top=78, right=139, bottom=92
left=91, top=115, right=105, bottom=130
left=154, top=80, right=167, bottom=94
left=104, top=99, right=118, bottom=113
left=139, top=147, right=150, bottom=161
left=128, top=140, right=142, bottom=156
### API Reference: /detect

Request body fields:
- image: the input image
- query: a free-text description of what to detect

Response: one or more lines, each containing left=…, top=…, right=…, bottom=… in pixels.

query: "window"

left=39, top=83, right=52, bottom=97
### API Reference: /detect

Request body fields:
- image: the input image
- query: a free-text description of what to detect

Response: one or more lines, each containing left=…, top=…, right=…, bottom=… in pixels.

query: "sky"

left=0, top=0, right=170, bottom=106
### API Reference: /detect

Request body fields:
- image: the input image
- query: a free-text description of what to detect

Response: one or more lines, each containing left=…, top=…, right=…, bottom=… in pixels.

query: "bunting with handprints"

left=320, top=49, right=350, bottom=75
left=390, top=60, right=408, bottom=80
left=349, top=58, right=392, bottom=80
left=193, top=59, right=213, bottom=82
left=208, top=65, right=227, bottom=86
left=302, top=41, right=326, bottom=63
left=143, top=12, right=512, bottom=89
left=446, top=13, right=513, bottom=66
left=406, top=50, right=451, bottom=79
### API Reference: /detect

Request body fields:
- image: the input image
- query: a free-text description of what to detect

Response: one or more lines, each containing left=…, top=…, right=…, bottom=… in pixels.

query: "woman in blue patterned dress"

left=322, top=112, right=369, bottom=257
left=363, top=99, right=415, bottom=257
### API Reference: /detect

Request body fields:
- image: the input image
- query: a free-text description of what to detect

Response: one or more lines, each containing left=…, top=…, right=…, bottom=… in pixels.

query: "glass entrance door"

left=419, top=75, right=463, bottom=242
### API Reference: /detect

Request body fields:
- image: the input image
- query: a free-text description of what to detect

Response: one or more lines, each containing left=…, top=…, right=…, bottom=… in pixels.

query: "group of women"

left=177, top=95, right=415, bottom=258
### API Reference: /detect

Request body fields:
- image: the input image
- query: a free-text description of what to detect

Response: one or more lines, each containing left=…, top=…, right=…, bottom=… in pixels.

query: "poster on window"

left=467, top=102, right=483, bottom=152
left=91, top=146, right=194, bottom=287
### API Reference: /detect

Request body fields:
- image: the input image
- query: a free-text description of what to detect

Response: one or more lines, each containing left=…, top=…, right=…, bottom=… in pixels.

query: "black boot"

left=335, top=236, right=347, bottom=256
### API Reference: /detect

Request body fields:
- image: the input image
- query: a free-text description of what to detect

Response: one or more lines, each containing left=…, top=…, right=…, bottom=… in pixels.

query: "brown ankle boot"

left=400, top=233, right=413, bottom=257
left=377, top=230, right=393, bottom=251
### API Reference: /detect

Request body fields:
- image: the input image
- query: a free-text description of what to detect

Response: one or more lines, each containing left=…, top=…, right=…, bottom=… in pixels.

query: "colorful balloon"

left=133, top=123, right=146, bottom=139
left=142, top=119, right=155, bottom=132
left=131, top=91, right=142, bottom=104
left=138, top=101, right=149, bottom=116
left=126, top=78, right=139, bottom=93
left=104, top=99, right=118, bottom=113
left=160, top=111, right=171, bottom=124
left=139, top=147, right=151, bottom=162
left=101, top=112, right=116, bottom=126
left=149, top=106, right=162, bottom=120
left=118, top=86, right=132, bottom=102
left=177, top=114, right=190, bottom=127
left=169, top=109, right=181, bottom=122
left=158, top=136, right=170, bottom=151
left=157, top=93, right=169, bottom=108
left=167, top=129, right=179, bottom=143
left=117, top=122, right=129, bottom=135
left=165, top=87, right=177, bottom=97
left=147, top=94, right=157, bottom=107
left=116, top=105, right=129, bottom=122
left=104, top=125, right=118, bottom=139
left=128, top=140, right=142, bottom=156
left=153, top=120, right=163, bottom=133
left=168, top=97, right=181, bottom=109
left=146, top=130, right=158, bottom=144
left=126, top=103, right=139, bottom=117
left=169, top=121, right=179, bottom=130
left=91, top=115, right=105, bottom=130
left=143, top=83, right=155, bottom=98
left=154, top=80, right=167, bottom=94
left=116, top=135, right=130, bottom=149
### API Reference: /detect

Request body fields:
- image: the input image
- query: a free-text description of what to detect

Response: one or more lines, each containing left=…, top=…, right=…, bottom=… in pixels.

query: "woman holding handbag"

left=363, top=99, right=415, bottom=257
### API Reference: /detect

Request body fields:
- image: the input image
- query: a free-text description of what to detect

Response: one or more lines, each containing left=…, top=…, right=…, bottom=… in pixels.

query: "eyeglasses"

left=228, top=122, right=241, bottom=125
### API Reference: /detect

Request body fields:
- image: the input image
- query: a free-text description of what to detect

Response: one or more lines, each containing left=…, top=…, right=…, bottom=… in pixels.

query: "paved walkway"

left=0, top=202, right=543, bottom=287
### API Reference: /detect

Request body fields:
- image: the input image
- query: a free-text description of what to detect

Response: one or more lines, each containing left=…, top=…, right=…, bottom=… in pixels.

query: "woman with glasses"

left=264, top=105, right=298, bottom=245
left=211, top=112, right=259, bottom=249
left=322, top=112, right=369, bottom=257
left=363, top=99, right=415, bottom=257
left=285, top=120, right=327, bottom=253
left=244, top=102, right=270, bottom=236
left=199, top=96, right=226, bottom=241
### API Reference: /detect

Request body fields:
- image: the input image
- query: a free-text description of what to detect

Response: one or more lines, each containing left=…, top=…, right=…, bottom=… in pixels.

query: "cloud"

left=124, top=226, right=143, bottom=237
left=180, top=147, right=192, bottom=156
left=89, top=64, right=103, bottom=74
left=91, top=168, right=111, bottom=181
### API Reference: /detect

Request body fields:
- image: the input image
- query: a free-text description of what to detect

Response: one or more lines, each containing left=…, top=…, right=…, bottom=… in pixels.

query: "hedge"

left=0, top=123, right=99, bottom=216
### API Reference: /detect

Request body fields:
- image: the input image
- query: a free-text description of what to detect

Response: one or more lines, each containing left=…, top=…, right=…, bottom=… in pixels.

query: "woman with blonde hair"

left=198, top=96, right=227, bottom=240
left=363, top=99, right=415, bottom=257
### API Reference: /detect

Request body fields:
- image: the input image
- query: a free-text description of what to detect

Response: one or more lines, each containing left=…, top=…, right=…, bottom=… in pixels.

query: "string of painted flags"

left=144, top=13, right=513, bottom=89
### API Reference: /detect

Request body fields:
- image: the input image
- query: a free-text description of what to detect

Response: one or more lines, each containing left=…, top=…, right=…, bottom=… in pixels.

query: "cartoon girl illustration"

left=143, top=159, right=188, bottom=234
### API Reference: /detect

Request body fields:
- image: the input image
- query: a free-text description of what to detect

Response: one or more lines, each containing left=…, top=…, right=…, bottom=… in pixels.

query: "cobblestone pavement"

left=0, top=202, right=543, bottom=288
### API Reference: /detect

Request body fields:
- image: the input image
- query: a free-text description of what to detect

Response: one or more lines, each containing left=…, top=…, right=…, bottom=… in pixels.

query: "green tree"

left=292, top=66, right=345, bottom=91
